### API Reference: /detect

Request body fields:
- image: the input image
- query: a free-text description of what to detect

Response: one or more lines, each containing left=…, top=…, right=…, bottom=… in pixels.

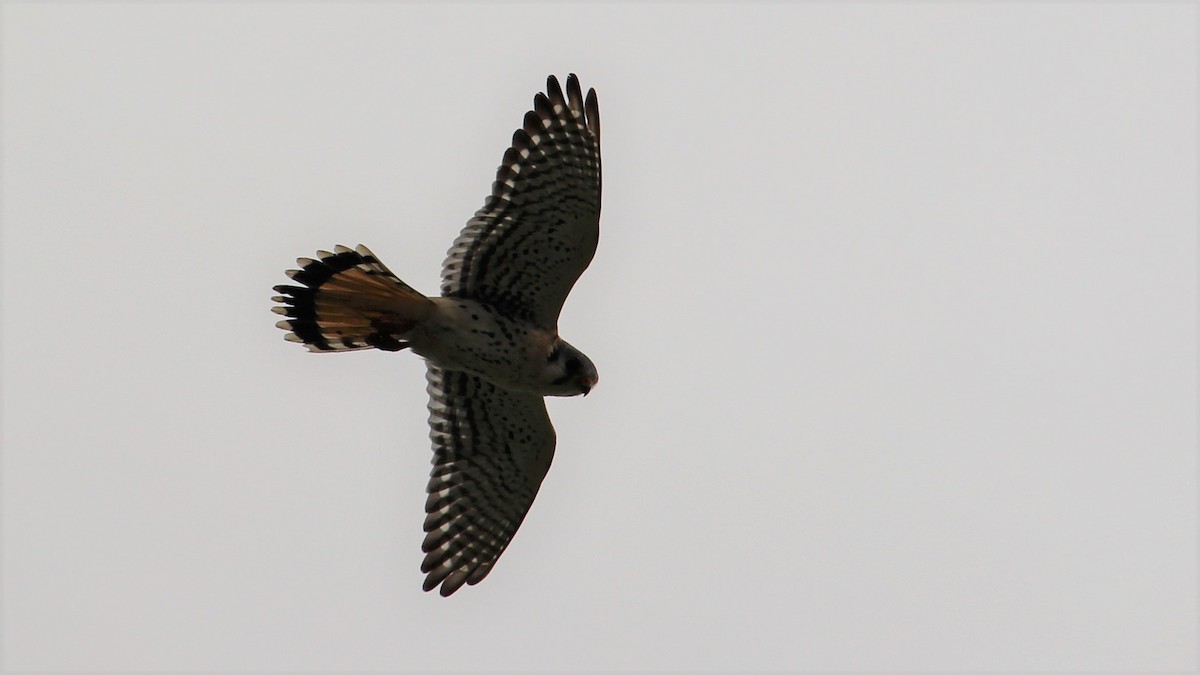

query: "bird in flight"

left=272, top=74, right=602, bottom=596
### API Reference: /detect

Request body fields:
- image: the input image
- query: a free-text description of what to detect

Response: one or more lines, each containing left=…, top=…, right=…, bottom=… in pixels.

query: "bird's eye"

left=565, top=357, right=581, bottom=372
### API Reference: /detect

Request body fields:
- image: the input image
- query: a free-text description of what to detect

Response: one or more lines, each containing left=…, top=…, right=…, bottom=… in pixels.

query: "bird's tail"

left=272, top=245, right=434, bottom=352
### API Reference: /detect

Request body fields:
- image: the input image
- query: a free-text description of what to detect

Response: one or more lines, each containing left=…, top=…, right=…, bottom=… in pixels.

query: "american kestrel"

left=271, top=74, right=601, bottom=596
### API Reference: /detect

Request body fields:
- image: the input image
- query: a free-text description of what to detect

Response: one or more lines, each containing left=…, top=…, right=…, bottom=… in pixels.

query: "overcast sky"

left=3, top=3, right=1195, bottom=673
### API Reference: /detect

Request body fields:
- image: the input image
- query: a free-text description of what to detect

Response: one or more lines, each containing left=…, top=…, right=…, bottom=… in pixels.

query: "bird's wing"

left=420, top=365, right=557, bottom=596
left=441, top=74, right=601, bottom=330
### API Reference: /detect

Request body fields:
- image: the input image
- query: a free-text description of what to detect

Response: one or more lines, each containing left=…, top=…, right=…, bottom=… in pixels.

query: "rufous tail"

left=272, top=244, right=434, bottom=352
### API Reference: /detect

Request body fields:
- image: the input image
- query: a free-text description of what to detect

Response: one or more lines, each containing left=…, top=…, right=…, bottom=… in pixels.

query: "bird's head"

left=543, top=339, right=598, bottom=397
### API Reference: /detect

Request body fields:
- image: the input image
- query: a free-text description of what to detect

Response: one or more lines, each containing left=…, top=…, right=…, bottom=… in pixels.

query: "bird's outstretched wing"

left=421, top=365, right=557, bottom=596
left=441, top=74, right=601, bottom=330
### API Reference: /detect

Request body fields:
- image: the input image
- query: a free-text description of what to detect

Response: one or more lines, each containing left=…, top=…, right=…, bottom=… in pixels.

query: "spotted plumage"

left=272, top=74, right=601, bottom=596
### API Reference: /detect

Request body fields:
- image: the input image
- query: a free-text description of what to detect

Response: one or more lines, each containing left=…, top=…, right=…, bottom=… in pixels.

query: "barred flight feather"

left=442, top=73, right=601, bottom=330
left=421, top=365, right=555, bottom=596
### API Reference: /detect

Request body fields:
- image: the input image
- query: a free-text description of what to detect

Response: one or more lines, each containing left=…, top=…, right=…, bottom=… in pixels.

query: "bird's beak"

left=579, top=374, right=598, bottom=396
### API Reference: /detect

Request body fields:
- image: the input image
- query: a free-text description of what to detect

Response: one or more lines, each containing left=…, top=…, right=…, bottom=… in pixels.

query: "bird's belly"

left=407, top=298, right=553, bottom=393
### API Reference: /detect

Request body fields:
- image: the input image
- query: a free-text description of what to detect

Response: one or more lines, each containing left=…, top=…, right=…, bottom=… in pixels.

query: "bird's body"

left=272, top=74, right=602, bottom=596
left=410, top=298, right=566, bottom=394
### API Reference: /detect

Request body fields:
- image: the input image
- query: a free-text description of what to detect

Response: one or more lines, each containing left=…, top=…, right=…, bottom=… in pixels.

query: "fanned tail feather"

left=273, top=244, right=433, bottom=352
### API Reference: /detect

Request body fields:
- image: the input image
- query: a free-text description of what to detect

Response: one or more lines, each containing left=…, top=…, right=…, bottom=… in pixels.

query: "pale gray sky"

left=3, top=3, right=1195, bottom=672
